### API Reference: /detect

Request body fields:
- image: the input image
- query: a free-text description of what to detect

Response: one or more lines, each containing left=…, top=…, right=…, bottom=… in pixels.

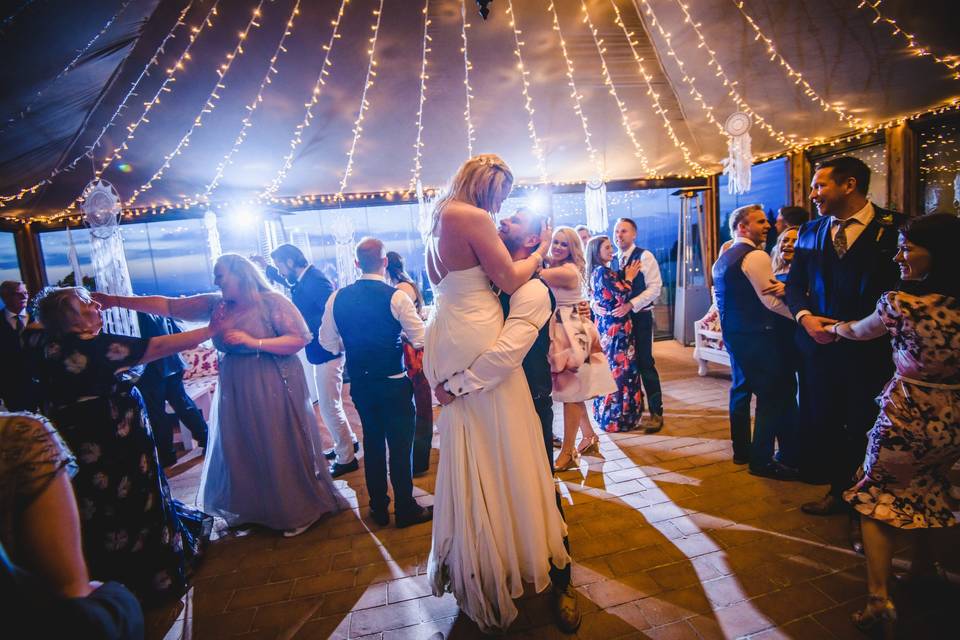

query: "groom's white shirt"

left=444, top=278, right=552, bottom=397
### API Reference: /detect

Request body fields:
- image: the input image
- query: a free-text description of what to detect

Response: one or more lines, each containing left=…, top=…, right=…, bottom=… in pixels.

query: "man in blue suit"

left=785, top=157, right=906, bottom=526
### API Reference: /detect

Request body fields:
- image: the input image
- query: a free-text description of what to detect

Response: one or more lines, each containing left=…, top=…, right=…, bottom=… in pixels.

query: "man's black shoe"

left=732, top=455, right=749, bottom=465
left=324, top=440, right=360, bottom=461
left=369, top=508, right=389, bottom=526
left=329, top=458, right=359, bottom=478
left=396, top=505, right=433, bottom=529
left=749, top=461, right=799, bottom=481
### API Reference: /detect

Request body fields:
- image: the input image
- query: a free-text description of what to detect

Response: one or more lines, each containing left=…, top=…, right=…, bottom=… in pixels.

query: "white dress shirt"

left=735, top=237, right=792, bottom=320
left=4, top=308, right=27, bottom=332
left=445, top=278, right=551, bottom=397
left=318, top=274, right=425, bottom=378
left=829, top=201, right=875, bottom=248
left=617, top=245, right=663, bottom=312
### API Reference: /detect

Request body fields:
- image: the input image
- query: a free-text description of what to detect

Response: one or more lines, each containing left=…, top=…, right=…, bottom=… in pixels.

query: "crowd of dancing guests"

left=712, top=156, right=960, bottom=635
left=1, top=152, right=958, bottom=638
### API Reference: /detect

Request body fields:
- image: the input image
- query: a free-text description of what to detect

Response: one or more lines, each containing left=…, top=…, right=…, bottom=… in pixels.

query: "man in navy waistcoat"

left=319, top=237, right=432, bottom=529
left=785, top=156, right=906, bottom=532
left=712, top=205, right=798, bottom=480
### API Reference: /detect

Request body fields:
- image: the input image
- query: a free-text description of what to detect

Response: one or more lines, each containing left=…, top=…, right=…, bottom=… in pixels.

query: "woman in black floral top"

left=25, top=286, right=214, bottom=603
left=831, top=214, right=960, bottom=636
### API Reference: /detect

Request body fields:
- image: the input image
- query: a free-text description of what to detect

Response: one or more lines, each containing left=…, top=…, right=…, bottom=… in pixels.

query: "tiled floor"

left=151, top=342, right=959, bottom=639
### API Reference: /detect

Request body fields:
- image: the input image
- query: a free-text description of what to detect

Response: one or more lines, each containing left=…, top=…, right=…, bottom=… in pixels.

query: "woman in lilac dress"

left=96, top=254, right=344, bottom=537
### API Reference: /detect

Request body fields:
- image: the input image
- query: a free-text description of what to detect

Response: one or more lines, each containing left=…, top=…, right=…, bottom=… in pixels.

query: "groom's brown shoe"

left=552, top=584, right=581, bottom=634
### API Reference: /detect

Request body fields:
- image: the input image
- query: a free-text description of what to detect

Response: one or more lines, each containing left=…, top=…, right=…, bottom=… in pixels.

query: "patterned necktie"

left=833, top=218, right=856, bottom=259
left=14, top=315, right=24, bottom=334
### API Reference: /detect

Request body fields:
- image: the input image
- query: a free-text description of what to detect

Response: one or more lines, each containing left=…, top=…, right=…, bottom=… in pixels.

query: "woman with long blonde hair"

left=94, top=253, right=344, bottom=538
left=539, top=227, right=615, bottom=470
left=424, top=154, right=573, bottom=633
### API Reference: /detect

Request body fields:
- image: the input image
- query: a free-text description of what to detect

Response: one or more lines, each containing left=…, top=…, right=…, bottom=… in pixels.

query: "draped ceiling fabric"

left=1, top=0, right=957, bottom=220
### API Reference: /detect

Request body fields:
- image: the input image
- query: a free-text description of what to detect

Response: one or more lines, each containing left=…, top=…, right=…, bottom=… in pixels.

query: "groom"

left=434, top=207, right=581, bottom=634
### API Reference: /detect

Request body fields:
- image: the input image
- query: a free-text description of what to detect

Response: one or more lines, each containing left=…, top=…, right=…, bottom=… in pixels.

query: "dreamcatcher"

left=721, top=112, right=753, bottom=195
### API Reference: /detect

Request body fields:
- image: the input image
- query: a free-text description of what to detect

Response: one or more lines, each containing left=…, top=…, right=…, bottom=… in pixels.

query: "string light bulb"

left=505, top=0, right=548, bottom=183
left=546, top=1, right=604, bottom=179
left=335, top=0, right=385, bottom=201
left=609, top=1, right=707, bottom=176
left=856, top=0, right=959, bottom=80
left=201, top=0, right=303, bottom=200
left=409, top=0, right=432, bottom=192
left=261, top=0, right=351, bottom=199
left=459, top=0, right=476, bottom=158
left=126, top=0, right=268, bottom=207
left=580, top=1, right=653, bottom=177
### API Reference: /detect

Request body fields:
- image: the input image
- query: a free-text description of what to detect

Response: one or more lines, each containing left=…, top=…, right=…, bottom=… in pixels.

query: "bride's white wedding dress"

left=425, top=264, right=570, bottom=632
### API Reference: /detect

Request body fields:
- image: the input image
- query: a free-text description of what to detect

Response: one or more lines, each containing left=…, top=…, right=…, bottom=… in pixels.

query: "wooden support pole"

left=885, top=123, right=917, bottom=215
left=14, top=224, right=45, bottom=294
left=788, top=149, right=811, bottom=210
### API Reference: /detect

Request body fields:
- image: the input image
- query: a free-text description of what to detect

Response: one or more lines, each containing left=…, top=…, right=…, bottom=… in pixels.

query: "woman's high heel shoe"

left=852, top=595, right=896, bottom=639
left=554, top=450, right=581, bottom=472
left=577, top=434, right=600, bottom=456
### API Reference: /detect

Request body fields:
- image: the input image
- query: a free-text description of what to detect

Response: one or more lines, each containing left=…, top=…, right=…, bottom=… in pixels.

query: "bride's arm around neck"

left=436, top=201, right=542, bottom=295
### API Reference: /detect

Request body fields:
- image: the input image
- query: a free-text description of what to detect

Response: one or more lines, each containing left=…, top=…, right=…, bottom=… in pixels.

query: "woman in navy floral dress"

left=26, top=287, right=213, bottom=602
left=587, top=236, right=644, bottom=432
left=831, top=214, right=960, bottom=636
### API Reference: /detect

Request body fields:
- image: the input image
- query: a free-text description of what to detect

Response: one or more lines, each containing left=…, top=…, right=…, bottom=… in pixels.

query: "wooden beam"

left=788, top=149, right=811, bottom=209
left=885, top=123, right=917, bottom=215
left=14, top=224, right=45, bottom=294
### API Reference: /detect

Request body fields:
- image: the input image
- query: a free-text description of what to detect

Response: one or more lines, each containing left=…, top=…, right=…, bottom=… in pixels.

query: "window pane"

left=814, top=143, right=888, bottom=208
left=920, top=119, right=959, bottom=215
left=39, top=229, right=93, bottom=287
left=0, top=231, right=20, bottom=283
left=718, top=157, right=790, bottom=247
left=122, top=219, right=215, bottom=296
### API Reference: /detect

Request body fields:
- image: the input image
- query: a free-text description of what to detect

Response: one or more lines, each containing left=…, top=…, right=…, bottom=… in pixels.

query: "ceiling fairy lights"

left=459, top=0, right=477, bottom=158
left=202, top=0, right=303, bottom=200
left=125, top=0, right=269, bottom=207
left=0, top=0, right=135, bottom=137
left=408, top=0, right=432, bottom=192
left=334, top=0, right=385, bottom=201
left=609, top=1, right=707, bottom=177
left=856, top=0, right=959, bottom=81
left=667, top=0, right=799, bottom=148
left=729, top=0, right=865, bottom=130
left=261, top=0, right=351, bottom=199
left=505, top=0, right=548, bottom=183
left=0, top=0, right=201, bottom=209
left=546, top=1, right=604, bottom=179
left=579, top=1, right=652, bottom=177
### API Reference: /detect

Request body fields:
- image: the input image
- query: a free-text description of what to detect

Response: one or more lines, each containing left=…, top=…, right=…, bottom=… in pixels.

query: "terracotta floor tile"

left=350, top=600, right=422, bottom=636
left=226, top=580, right=294, bottom=611
left=644, top=620, right=702, bottom=640
left=387, top=574, right=433, bottom=603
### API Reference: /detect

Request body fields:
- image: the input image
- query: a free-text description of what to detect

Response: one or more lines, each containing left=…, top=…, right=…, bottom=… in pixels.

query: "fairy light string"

left=729, top=0, right=865, bottom=129
left=261, top=0, right=351, bottom=199
left=579, top=1, right=652, bottom=177
left=125, top=0, right=269, bottom=207
left=334, top=0, right=385, bottom=201
left=459, top=0, right=476, bottom=158
left=856, top=0, right=959, bottom=80
left=0, top=0, right=200, bottom=208
left=547, top=0, right=604, bottom=179
left=408, top=0, right=431, bottom=192
left=609, top=0, right=707, bottom=176
left=505, top=0, right=548, bottom=183
left=202, top=0, right=302, bottom=200
left=665, top=0, right=799, bottom=148
left=0, top=0, right=136, bottom=137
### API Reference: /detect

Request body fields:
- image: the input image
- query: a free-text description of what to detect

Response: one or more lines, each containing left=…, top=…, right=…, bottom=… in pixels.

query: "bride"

left=424, top=154, right=571, bottom=632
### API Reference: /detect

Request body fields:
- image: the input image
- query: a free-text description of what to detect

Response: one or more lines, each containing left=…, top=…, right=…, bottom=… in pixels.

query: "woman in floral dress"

left=586, top=235, right=644, bottom=432
left=26, top=287, right=213, bottom=602
left=831, top=213, right=960, bottom=636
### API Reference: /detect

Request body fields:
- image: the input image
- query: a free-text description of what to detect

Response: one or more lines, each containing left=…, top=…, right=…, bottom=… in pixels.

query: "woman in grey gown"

left=94, top=254, right=343, bottom=537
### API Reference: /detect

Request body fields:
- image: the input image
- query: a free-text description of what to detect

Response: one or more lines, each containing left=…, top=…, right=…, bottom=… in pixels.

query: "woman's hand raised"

left=624, top=261, right=642, bottom=282
left=91, top=292, right=115, bottom=308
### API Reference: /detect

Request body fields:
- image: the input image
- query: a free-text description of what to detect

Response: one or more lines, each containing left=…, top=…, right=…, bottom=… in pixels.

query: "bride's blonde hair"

left=430, top=154, right=513, bottom=234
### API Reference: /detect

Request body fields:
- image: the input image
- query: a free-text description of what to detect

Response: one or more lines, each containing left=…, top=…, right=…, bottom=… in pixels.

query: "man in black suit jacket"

left=0, top=281, right=39, bottom=412
left=271, top=244, right=359, bottom=478
left=136, top=312, right=209, bottom=467
left=785, top=156, right=906, bottom=523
